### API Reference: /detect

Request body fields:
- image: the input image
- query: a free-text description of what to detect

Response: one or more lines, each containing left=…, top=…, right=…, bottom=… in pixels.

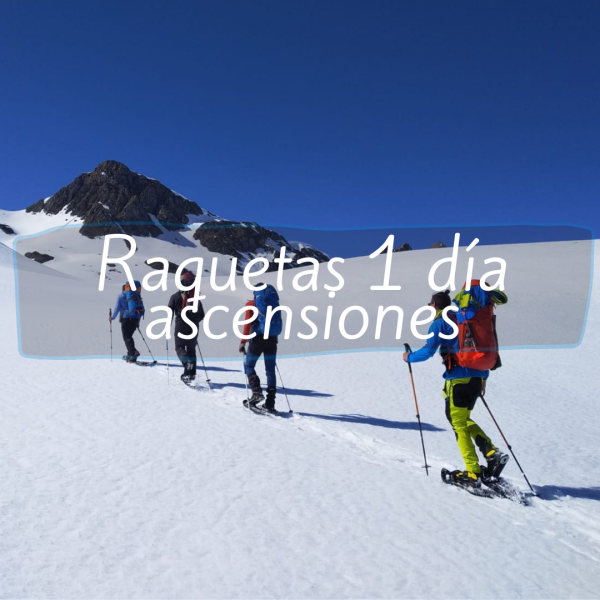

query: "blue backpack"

left=254, top=284, right=282, bottom=336
left=123, top=281, right=145, bottom=319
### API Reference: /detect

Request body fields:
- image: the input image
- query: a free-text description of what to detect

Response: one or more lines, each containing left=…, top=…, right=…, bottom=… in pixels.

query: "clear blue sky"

left=1, top=1, right=598, bottom=240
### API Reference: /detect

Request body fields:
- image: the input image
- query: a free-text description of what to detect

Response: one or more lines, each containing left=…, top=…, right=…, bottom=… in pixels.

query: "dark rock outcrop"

left=0, top=223, right=16, bottom=235
left=430, top=241, right=447, bottom=248
left=145, top=258, right=193, bottom=275
left=26, top=160, right=203, bottom=239
left=193, top=221, right=329, bottom=269
left=393, top=242, right=412, bottom=252
left=25, top=251, right=54, bottom=263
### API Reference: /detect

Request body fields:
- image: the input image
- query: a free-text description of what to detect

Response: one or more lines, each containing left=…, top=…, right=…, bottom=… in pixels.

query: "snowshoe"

left=243, top=399, right=279, bottom=416
left=443, top=469, right=481, bottom=488
left=247, top=392, right=264, bottom=407
left=480, top=473, right=531, bottom=506
left=441, top=468, right=496, bottom=498
left=181, top=373, right=196, bottom=385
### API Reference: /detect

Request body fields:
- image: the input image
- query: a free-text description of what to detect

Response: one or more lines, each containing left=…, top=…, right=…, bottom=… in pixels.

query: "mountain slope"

left=0, top=161, right=328, bottom=276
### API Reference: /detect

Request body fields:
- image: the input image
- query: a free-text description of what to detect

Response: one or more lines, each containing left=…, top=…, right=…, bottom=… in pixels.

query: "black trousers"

left=121, top=318, right=139, bottom=357
left=175, top=329, right=198, bottom=375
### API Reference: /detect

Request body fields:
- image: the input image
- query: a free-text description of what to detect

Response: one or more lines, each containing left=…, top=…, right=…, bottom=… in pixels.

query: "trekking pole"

left=166, top=337, right=170, bottom=386
left=109, top=308, right=113, bottom=362
left=480, top=392, right=536, bottom=495
left=137, top=324, right=157, bottom=364
left=196, top=340, right=211, bottom=389
left=275, top=363, right=293, bottom=414
left=404, top=343, right=430, bottom=475
left=241, top=347, right=252, bottom=414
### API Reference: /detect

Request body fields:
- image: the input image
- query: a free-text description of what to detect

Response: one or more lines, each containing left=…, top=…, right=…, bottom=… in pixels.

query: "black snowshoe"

left=181, top=373, right=196, bottom=385
left=243, top=398, right=278, bottom=416
left=442, top=468, right=481, bottom=488
left=246, top=392, right=264, bottom=407
left=441, top=468, right=497, bottom=498
left=442, top=466, right=530, bottom=505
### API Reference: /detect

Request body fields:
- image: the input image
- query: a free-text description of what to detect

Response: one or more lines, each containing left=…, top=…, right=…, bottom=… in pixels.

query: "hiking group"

left=110, top=273, right=513, bottom=488
left=110, top=273, right=282, bottom=413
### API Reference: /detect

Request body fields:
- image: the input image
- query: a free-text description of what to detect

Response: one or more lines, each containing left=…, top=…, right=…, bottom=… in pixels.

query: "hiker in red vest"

left=403, top=284, right=508, bottom=489
left=238, top=283, right=282, bottom=413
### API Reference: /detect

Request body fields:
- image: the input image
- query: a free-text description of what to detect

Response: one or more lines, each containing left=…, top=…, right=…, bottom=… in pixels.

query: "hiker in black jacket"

left=168, top=272, right=205, bottom=383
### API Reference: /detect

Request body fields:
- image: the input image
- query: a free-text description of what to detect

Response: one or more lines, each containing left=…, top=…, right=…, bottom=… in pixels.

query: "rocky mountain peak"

left=20, top=161, right=329, bottom=269
left=26, top=160, right=204, bottom=238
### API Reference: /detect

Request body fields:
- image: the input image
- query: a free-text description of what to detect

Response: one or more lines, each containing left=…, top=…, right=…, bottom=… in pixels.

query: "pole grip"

left=403, top=343, right=413, bottom=373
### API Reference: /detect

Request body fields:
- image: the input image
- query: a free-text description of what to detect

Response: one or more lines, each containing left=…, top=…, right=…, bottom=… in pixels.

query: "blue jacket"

left=407, top=315, right=489, bottom=380
left=111, top=293, right=141, bottom=321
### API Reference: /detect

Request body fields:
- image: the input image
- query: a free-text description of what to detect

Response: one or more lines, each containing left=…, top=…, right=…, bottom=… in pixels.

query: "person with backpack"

left=168, top=271, right=205, bottom=384
left=109, top=280, right=145, bottom=363
left=238, top=283, right=283, bottom=413
left=403, top=283, right=509, bottom=489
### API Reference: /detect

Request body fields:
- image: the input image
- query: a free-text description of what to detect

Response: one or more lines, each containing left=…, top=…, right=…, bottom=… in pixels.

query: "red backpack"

left=450, top=280, right=507, bottom=371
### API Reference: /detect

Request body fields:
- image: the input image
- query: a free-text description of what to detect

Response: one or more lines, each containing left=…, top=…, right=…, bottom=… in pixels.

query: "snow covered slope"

left=0, top=242, right=598, bottom=598
left=0, top=208, right=318, bottom=280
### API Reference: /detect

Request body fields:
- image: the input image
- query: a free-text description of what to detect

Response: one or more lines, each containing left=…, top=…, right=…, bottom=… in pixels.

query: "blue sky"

left=1, top=1, right=598, bottom=242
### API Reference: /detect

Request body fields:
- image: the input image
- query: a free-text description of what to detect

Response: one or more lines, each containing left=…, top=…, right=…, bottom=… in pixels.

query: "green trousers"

left=443, top=378, right=495, bottom=474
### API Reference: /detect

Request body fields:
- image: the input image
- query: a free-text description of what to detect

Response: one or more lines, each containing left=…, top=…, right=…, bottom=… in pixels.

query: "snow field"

left=0, top=244, right=599, bottom=598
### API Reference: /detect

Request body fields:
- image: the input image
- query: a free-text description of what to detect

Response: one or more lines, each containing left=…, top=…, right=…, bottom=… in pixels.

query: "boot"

left=181, top=361, right=196, bottom=384
left=242, top=391, right=265, bottom=408
left=248, top=391, right=264, bottom=406
left=123, top=350, right=140, bottom=363
left=262, top=385, right=276, bottom=412
left=448, top=469, right=481, bottom=488
left=483, top=448, right=509, bottom=480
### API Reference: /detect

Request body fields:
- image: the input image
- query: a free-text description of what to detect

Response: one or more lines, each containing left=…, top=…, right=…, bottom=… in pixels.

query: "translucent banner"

left=14, top=223, right=593, bottom=359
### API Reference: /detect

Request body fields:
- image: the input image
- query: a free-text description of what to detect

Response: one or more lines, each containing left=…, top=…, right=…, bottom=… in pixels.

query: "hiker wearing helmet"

left=239, top=283, right=283, bottom=413
left=110, top=281, right=145, bottom=363
left=403, top=287, right=508, bottom=489
left=168, top=271, right=205, bottom=384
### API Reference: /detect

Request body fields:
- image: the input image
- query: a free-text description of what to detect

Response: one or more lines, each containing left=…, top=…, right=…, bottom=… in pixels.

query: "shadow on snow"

left=534, top=485, right=600, bottom=502
left=136, top=361, right=240, bottom=373
left=208, top=381, right=334, bottom=398
left=297, top=412, right=446, bottom=431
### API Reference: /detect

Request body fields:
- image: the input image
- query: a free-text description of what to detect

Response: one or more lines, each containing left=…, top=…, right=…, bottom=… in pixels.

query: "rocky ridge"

left=24, top=160, right=329, bottom=267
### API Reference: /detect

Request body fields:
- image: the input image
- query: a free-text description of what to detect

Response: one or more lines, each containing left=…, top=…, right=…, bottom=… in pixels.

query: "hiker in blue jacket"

left=403, top=289, right=507, bottom=488
left=110, top=281, right=145, bottom=363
